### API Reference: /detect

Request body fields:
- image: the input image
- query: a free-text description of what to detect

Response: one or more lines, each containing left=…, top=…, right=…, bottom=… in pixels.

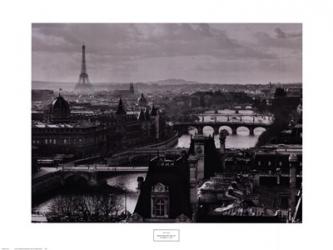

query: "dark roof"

left=197, top=211, right=283, bottom=223
left=50, top=94, right=70, bottom=115
left=134, top=155, right=192, bottom=219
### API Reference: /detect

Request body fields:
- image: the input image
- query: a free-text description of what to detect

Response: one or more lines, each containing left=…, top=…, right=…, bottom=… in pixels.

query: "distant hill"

left=32, top=81, right=75, bottom=91
left=149, top=78, right=202, bottom=85
left=31, top=79, right=203, bottom=91
left=32, top=79, right=302, bottom=91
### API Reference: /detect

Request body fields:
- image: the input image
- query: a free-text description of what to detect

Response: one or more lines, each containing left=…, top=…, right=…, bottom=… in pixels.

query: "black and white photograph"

left=31, top=23, right=302, bottom=223
left=2, top=0, right=333, bottom=249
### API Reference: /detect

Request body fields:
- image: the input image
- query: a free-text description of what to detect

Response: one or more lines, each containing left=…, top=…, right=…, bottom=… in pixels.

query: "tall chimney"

left=137, top=176, right=144, bottom=190
left=289, top=153, right=298, bottom=217
left=219, top=129, right=228, bottom=172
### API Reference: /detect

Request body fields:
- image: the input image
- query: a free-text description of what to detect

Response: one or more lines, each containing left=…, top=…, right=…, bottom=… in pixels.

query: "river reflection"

left=176, top=128, right=265, bottom=149
left=33, top=173, right=147, bottom=214
left=177, top=109, right=267, bottom=149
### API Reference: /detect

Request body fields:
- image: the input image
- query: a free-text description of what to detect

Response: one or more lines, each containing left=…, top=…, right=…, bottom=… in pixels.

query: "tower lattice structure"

left=75, top=44, right=93, bottom=93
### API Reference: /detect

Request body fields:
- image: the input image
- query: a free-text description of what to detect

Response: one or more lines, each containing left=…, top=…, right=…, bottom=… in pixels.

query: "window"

left=152, top=182, right=169, bottom=193
left=151, top=183, right=169, bottom=218
left=279, top=161, right=282, bottom=166
left=258, top=161, right=261, bottom=166
left=268, top=161, right=271, bottom=166
left=152, top=198, right=168, bottom=217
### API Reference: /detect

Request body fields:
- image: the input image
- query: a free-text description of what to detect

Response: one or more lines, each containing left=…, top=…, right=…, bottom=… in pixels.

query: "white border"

left=1, top=0, right=332, bottom=249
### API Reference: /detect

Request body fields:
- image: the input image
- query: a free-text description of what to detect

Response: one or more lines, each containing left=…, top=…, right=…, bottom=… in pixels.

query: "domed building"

left=32, top=91, right=170, bottom=160
left=137, top=93, right=148, bottom=108
left=49, top=94, right=71, bottom=123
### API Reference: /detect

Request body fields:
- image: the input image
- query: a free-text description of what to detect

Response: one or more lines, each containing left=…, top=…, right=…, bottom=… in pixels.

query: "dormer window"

left=152, top=198, right=167, bottom=217
left=151, top=183, right=169, bottom=218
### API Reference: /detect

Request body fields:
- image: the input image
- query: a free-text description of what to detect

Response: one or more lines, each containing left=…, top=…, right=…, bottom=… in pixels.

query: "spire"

left=144, top=107, right=150, bottom=120
left=150, top=104, right=158, bottom=116
left=116, top=98, right=126, bottom=115
left=129, top=83, right=134, bottom=94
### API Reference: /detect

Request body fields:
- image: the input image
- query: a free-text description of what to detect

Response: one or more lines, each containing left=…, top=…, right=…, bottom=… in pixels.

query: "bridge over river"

left=175, top=108, right=274, bottom=136
left=196, top=113, right=272, bottom=121
left=32, top=164, right=149, bottom=198
left=173, top=119, right=273, bottom=136
left=61, top=165, right=148, bottom=174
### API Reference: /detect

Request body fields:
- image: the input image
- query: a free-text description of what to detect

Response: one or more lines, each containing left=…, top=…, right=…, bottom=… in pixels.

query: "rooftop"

left=256, top=144, right=302, bottom=155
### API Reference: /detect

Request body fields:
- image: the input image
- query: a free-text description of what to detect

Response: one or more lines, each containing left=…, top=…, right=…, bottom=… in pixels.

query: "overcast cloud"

left=32, top=23, right=302, bottom=84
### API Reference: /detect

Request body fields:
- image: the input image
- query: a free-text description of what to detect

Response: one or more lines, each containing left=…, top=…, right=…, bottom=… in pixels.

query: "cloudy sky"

left=32, top=23, right=302, bottom=84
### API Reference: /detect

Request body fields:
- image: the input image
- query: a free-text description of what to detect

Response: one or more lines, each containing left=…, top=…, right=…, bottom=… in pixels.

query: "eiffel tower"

left=74, top=44, right=93, bottom=93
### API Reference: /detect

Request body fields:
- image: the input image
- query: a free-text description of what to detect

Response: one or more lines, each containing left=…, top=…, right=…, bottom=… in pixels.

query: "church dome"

left=137, top=93, right=147, bottom=107
left=50, top=95, right=70, bottom=116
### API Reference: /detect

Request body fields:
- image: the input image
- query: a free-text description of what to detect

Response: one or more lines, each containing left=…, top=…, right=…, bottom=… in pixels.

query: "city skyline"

left=31, top=23, right=302, bottom=224
left=32, top=23, right=302, bottom=84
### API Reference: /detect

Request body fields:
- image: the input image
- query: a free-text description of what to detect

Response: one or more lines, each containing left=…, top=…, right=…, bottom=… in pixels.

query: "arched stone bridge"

left=32, top=165, right=148, bottom=195
left=60, top=165, right=148, bottom=186
left=195, top=113, right=271, bottom=122
left=107, top=148, right=183, bottom=166
left=173, top=121, right=272, bottom=136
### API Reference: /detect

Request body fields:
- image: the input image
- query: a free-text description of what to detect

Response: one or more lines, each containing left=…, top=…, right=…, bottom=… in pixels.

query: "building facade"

left=32, top=94, right=168, bottom=161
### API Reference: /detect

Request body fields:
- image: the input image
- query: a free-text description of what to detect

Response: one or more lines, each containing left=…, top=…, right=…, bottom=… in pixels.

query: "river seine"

left=33, top=109, right=268, bottom=215
left=176, top=109, right=267, bottom=149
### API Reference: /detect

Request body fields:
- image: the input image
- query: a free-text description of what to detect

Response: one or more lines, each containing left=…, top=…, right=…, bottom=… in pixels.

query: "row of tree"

left=47, top=194, right=125, bottom=222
